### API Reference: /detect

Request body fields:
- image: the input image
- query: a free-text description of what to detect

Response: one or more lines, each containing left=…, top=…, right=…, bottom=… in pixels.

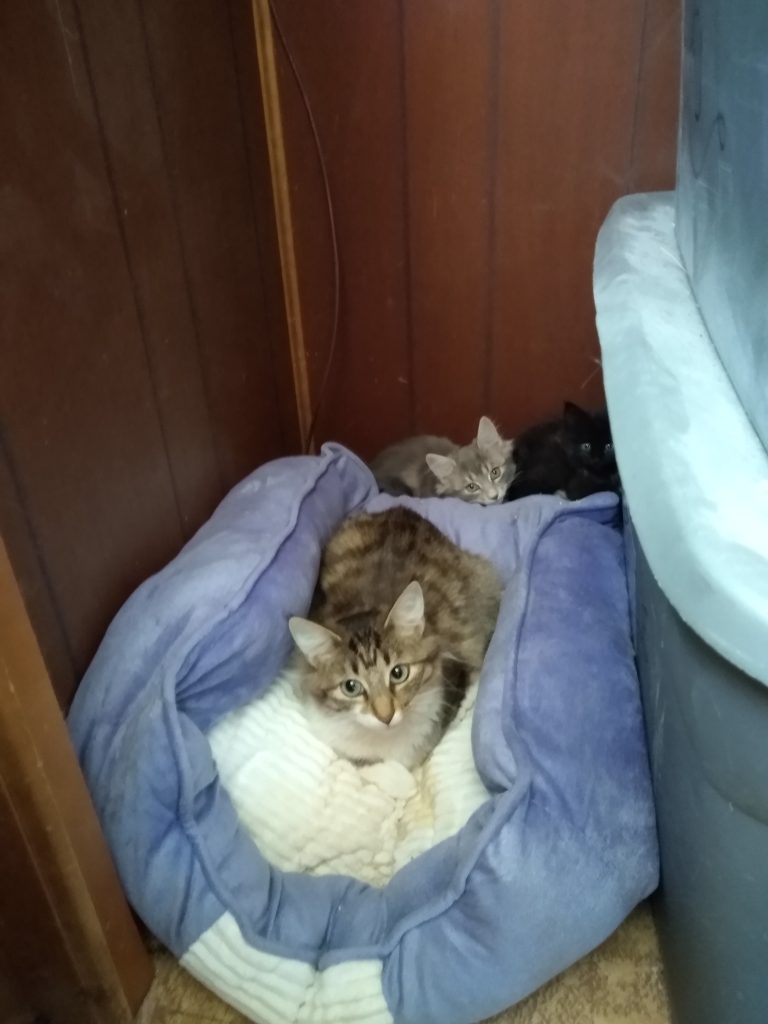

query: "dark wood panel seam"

left=225, top=0, right=286, bottom=453
left=397, top=0, right=416, bottom=433
left=0, top=430, right=77, bottom=688
left=484, top=0, right=502, bottom=415
left=133, top=0, right=227, bottom=496
left=72, top=0, right=187, bottom=542
left=627, top=0, right=651, bottom=191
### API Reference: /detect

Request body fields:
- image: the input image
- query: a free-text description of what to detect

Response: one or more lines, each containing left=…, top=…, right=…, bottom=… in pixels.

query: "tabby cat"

left=289, top=507, right=501, bottom=768
left=370, top=417, right=514, bottom=504
left=505, top=402, right=619, bottom=501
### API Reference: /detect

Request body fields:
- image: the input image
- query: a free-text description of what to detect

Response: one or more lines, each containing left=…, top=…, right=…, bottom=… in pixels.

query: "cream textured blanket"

left=209, top=672, right=489, bottom=887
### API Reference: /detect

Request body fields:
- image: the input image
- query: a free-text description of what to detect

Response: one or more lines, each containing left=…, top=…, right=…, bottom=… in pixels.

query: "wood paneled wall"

left=272, top=0, right=681, bottom=457
left=1, top=0, right=680, bottom=705
left=0, top=0, right=297, bottom=705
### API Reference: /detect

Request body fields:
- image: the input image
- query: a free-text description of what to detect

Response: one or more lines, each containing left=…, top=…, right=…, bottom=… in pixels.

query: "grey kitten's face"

left=426, top=416, right=514, bottom=504
left=289, top=581, right=440, bottom=730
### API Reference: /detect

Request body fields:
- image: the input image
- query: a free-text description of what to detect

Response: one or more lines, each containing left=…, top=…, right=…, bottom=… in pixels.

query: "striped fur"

left=289, top=508, right=501, bottom=768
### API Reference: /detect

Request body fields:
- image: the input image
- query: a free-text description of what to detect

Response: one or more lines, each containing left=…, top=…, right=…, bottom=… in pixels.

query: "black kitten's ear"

left=563, top=401, right=589, bottom=425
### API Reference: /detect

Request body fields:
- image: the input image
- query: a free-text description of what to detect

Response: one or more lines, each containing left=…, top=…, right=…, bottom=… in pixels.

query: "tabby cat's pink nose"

left=372, top=696, right=395, bottom=725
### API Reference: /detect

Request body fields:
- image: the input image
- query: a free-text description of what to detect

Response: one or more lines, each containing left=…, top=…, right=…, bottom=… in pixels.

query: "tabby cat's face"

left=289, top=581, right=440, bottom=730
left=426, top=416, right=514, bottom=504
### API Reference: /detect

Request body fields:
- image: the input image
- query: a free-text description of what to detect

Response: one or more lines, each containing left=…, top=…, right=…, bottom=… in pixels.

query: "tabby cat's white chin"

left=302, top=686, right=445, bottom=771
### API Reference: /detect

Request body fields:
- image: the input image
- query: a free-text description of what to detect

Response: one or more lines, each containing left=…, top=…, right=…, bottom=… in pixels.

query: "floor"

left=136, top=902, right=670, bottom=1024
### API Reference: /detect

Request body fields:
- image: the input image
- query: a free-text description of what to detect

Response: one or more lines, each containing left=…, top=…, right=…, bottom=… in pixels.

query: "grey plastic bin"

left=596, top=189, right=768, bottom=1024
left=676, top=0, right=768, bottom=456
left=595, top=187, right=768, bottom=1024
left=628, top=521, right=768, bottom=1024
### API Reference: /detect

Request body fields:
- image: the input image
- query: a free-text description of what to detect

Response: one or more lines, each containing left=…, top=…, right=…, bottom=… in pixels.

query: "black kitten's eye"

left=580, top=441, right=592, bottom=453
left=340, top=679, right=363, bottom=697
left=390, top=664, right=410, bottom=684
left=605, top=442, right=613, bottom=454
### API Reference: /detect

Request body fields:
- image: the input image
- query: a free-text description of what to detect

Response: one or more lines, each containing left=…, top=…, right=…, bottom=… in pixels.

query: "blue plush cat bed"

left=68, top=444, right=657, bottom=1024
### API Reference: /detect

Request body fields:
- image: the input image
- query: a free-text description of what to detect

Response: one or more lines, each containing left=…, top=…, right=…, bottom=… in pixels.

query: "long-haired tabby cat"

left=370, top=416, right=514, bottom=504
left=289, top=507, right=501, bottom=768
left=505, top=402, right=619, bottom=501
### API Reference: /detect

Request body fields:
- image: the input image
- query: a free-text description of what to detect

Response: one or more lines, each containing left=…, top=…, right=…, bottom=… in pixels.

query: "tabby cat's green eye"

left=340, top=679, right=363, bottom=697
left=490, top=466, right=501, bottom=480
left=390, top=664, right=410, bottom=684
left=465, top=482, right=479, bottom=492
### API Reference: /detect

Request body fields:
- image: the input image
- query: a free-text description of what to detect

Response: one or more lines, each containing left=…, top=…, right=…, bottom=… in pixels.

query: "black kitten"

left=505, top=402, right=619, bottom=501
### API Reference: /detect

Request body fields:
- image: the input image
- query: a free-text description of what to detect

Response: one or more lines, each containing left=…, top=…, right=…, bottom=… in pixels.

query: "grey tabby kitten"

left=289, top=507, right=501, bottom=768
left=370, top=416, right=514, bottom=504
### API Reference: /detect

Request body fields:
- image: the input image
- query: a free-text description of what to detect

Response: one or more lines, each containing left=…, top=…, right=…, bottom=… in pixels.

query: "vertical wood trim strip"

left=0, top=535, right=153, bottom=1021
left=250, top=0, right=312, bottom=449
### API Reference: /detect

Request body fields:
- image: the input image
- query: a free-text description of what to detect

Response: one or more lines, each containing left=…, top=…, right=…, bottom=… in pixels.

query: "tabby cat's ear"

left=477, top=415, right=502, bottom=451
left=384, top=580, right=425, bottom=639
left=288, top=617, right=341, bottom=666
left=426, top=453, right=456, bottom=481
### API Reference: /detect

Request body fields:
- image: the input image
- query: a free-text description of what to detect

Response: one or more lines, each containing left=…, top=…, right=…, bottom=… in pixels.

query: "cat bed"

left=68, top=443, right=658, bottom=1024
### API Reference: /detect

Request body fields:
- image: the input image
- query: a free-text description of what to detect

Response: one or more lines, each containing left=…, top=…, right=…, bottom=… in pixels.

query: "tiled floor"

left=137, top=903, right=669, bottom=1024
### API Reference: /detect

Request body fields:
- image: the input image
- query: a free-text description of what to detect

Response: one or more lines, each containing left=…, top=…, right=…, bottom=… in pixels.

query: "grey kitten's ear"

left=288, top=617, right=341, bottom=667
left=384, top=580, right=425, bottom=639
left=426, top=453, right=455, bottom=481
left=477, top=415, right=503, bottom=451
